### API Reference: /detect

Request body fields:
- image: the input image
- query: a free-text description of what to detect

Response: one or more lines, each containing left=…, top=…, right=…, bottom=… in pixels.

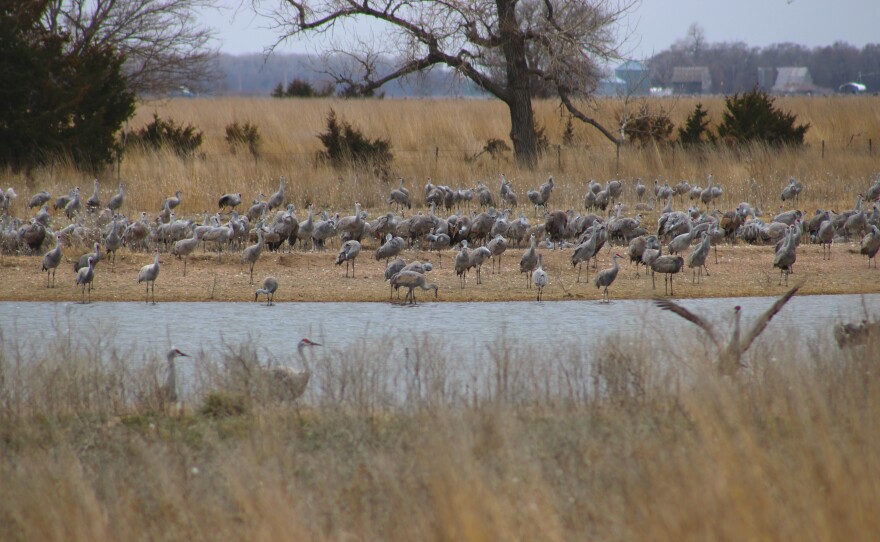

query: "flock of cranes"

left=1, top=172, right=880, bottom=307
left=4, top=173, right=880, bottom=406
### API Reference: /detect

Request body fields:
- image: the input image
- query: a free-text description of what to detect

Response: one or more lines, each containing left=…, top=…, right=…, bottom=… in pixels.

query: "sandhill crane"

left=657, top=181, right=673, bottom=202
left=487, top=234, right=508, bottom=274
left=137, top=249, right=161, bottom=304
left=107, top=184, right=124, bottom=212
left=41, top=234, right=63, bottom=288
left=76, top=256, right=96, bottom=304
left=261, top=338, right=322, bottom=402
left=240, top=225, right=265, bottom=284
left=533, top=253, right=548, bottom=301
left=654, top=284, right=800, bottom=376
left=773, top=225, right=797, bottom=286
left=103, top=214, right=122, bottom=272
left=28, top=190, right=51, bottom=209
left=651, top=255, right=684, bottom=295
left=844, top=208, right=868, bottom=240
left=571, top=225, right=602, bottom=282
left=384, top=257, right=406, bottom=299
left=544, top=210, right=568, bottom=248
left=469, top=245, right=491, bottom=284
left=160, top=347, right=190, bottom=407
left=64, top=187, right=81, bottom=220
left=519, top=233, right=538, bottom=287
left=500, top=174, right=518, bottom=207
left=817, top=218, right=835, bottom=260
left=86, top=179, right=101, bottom=212
left=310, top=212, right=337, bottom=250
left=594, top=253, right=621, bottom=303
left=218, top=192, right=242, bottom=211
left=203, top=218, right=234, bottom=260
left=834, top=319, right=880, bottom=348
left=688, top=232, right=712, bottom=284
left=476, top=182, right=494, bottom=208
left=390, top=270, right=439, bottom=304
left=54, top=188, right=75, bottom=211
left=527, top=175, right=554, bottom=216
left=860, top=225, right=880, bottom=267
left=455, top=240, right=471, bottom=288
left=635, top=178, right=646, bottom=202
left=780, top=177, right=802, bottom=206
left=375, top=233, right=404, bottom=262
left=700, top=175, right=717, bottom=210
left=388, top=178, right=412, bottom=213
left=255, top=276, right=279, bottom=305
left=267, top=176, right=285, bottom=210
left=667, top=226, right=695, bottom=255
left=74, top=242, right=101, bottom=273
left=163, top=190, right=182, bottom=211
left=337, top=202, right=364, bottom=237
left=336, top=240, right=361, bottom=277
left=172, top=227, right=201, bottom=276
left=426, top=232, right=451, bottom=267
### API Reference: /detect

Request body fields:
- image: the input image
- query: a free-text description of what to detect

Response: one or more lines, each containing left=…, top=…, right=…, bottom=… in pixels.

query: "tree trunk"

left=498, top=0, right=537, bottom=169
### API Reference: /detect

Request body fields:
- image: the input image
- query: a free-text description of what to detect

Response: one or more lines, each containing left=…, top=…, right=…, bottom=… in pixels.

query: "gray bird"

left=255, top=276, right=279, bottom=305
left=650, top=255, right=684, bottom=295
left=594, top=253, right=621, bottom=303
left=41, top=234, right=63, bottom=288
left=137, top=249, right=161, bottom=304
left=335, top=240, right=361, bottom=277
left=533, top=253, right=548, bottom=301
left=390, top=270, right=438, bottom=304
left=654, top=284, right=801, bottom=376
left=76, top=256, right=96, bottom=304
left=519, top=233, right=538, bottom=288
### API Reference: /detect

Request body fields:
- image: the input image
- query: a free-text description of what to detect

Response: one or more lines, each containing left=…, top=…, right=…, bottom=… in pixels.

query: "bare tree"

left=42, top=0, right=218, bottom=95
left=259, top=0, right=635, bottom=168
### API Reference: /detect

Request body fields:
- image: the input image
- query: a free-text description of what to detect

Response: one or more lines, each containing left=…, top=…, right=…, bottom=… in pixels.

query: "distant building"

left=772, top=67, right=829, bottom=95
left=839, top=82, right=867, bottom=94
left=670, top=67, right=712, bottom=95
left=597, top=75, right=627, bottom=96
left=615, top=60, right=650, bottom=96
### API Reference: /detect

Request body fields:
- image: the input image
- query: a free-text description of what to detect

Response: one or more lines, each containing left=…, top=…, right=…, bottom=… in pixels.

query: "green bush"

left=271, top=78, right=334, bottom=98
left=716, top=87, right=809, bottom=146
left=0, top=4, right=135, bottom=173
left=317, top=109, right=393, bottom=176
left=127, top=113, right=203, bottom=156
left=677, top=103, right=713, bottom=147
left=225, top=121, right=261, bottom=158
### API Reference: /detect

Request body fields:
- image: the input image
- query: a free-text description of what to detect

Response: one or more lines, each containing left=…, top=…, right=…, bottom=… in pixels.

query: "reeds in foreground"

left=0, top=321, right=878, bottom=541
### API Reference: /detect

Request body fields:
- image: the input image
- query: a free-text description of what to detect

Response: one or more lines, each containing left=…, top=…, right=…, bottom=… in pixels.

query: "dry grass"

left=2, top=96, right=879, bottom=214
left=1, top=324, right=878, bottom=541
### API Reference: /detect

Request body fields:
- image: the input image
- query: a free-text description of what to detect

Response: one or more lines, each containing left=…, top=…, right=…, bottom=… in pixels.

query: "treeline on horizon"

left=206, top=40, right=880, bottom=98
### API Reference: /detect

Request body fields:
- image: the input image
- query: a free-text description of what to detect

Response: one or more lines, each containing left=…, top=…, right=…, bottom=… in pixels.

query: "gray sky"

left=201, top=0, right=877, bottom=59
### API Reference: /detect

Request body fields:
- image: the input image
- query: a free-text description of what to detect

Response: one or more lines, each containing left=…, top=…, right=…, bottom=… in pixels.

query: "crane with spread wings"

left=654, top=284, right=802, bottom=376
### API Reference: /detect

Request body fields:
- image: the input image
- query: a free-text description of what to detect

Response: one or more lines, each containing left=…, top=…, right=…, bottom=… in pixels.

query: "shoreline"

left=2, top=242, right=878, bottom=304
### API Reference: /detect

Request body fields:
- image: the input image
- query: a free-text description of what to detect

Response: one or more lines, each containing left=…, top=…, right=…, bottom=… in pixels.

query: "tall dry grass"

left=1, top=322, right=879, bottom=541
left=3, top=96, right=879, bottom=215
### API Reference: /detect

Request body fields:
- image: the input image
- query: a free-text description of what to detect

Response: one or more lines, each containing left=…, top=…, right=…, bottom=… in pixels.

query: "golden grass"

left=3, top=95, right=879, bottom=214
left=1, top=326, right=878, bottom=541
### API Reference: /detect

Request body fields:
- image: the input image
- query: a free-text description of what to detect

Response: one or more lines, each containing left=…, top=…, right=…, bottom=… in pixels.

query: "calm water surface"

left=2, top=294, right=877, bottom=361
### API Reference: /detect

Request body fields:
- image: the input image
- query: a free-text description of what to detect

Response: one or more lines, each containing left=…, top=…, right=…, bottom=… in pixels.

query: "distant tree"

left=716, top=88, right=809, bottom=147
left=39, top=0, right=217, bottom=95
left=127, top=114, right=203, bottom=156
left=677, top=103, right=712, bottom=147
left=260, top=0, right=636, bottom=168
left=271, top=78, right=335, bottom=97
left=0, top=2, right=135, bottom=172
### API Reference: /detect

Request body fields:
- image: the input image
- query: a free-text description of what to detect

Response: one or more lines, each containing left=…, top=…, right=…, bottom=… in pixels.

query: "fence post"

left=435, top=146, right=439, bottom=166
left=616, top=143, right=620, bottom=175
left=870, top=138, right=873, bottom=156
left=556, top=145, right=561, bottom=171
left=821, top=140, right=825, bottom=159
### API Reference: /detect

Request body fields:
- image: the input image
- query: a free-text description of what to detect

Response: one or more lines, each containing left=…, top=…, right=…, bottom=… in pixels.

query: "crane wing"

left=653, top=297, right=722, bottom=349
left=739, top=283, right=802, bottom=354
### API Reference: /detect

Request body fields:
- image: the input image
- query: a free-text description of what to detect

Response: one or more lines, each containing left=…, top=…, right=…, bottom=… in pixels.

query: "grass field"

left=0, top=326, right=878, bottom=541
left=3, top=95, right=879, bottom=214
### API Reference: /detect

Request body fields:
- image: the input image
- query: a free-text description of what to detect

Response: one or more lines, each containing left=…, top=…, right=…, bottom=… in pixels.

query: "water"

left=1, top=294, right=876, bottom=361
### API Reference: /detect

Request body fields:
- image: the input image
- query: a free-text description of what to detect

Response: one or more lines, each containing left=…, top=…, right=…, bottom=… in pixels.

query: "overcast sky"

left=201, top=0, right=877, bottom=59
